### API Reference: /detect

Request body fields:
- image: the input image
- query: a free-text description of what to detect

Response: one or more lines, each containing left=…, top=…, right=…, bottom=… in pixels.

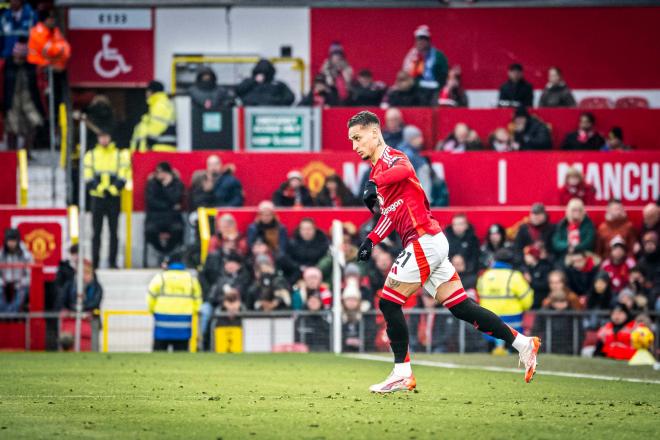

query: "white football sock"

left=512, top=333, right=531, bottom=352
left=393, top=362, right=412, bottom=377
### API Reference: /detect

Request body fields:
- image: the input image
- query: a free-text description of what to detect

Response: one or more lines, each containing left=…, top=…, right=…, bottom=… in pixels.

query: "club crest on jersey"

left=381, top=199, right=403, bottom=215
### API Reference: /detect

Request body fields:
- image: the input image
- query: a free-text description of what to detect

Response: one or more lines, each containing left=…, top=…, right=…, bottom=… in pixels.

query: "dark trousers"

left=91, top=196, right=121, bottom=268
left=153, top=339, right=189, bottom=352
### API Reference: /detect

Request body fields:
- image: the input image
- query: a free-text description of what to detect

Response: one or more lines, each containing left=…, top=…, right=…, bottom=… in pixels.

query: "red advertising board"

left=0, top=152, right=17, bottom=205
left=131, top=151, right=659, bottom=211
left=67, top=8, right=154, bottom=87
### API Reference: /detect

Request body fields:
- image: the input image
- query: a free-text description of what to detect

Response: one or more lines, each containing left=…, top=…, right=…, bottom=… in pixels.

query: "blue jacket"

left=0, top=4, right=37, bottom=58
left=213, top=170, right=244, bottom=207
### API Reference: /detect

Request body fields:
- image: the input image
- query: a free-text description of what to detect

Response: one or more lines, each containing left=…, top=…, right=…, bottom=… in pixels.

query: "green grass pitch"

left=1, top=353, right=658, bottom=439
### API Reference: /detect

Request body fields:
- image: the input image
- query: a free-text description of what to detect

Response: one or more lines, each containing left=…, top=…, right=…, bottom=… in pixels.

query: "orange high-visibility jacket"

left=27, top=22, right=71, bottom=70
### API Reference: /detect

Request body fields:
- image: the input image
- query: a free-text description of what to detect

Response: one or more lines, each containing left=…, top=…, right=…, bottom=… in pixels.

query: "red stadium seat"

left=578, top=97, right=613, bottom=109
left=615, top=96, right=650, bottom=109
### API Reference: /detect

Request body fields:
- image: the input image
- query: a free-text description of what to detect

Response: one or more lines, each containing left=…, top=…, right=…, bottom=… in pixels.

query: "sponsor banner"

left=0, top=208, right=67, bottom=281
left=244, top=108, right=318, bottom=152
left=68, top=8, right=153, bottom=86
left=131, top=151, right=659, bottom=210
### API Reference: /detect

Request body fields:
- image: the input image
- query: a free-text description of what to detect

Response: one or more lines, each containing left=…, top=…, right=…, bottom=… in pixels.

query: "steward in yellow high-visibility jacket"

left=83, top=133, right=131, bottom=269
left=476, top=249, right=533, bottom=346
left=147, top=258, right=202, bottom=352
left=130, top=80, right=177, bottom=152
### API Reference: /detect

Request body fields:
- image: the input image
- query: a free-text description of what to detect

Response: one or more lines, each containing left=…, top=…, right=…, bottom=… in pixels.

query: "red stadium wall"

left=321, top=108, right=660, bottom=151
left=310, top=7, right=660, bottom=89
left=131, top=151, right=659, bottom=211
left=0, top=152, right=18, bottom=205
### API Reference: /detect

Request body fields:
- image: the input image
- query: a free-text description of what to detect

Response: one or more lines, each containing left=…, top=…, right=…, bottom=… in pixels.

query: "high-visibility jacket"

left=83, top=143, right=131, bottom=198
left=130, top=92, right=177, bottom=152
left=147, top=267, right=202, bottom=341
left=476, top=264, right=533, bottom=328
left=27, top=22, right=71, bottom=70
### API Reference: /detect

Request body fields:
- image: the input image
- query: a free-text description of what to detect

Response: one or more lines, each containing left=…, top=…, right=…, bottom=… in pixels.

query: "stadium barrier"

left=0, top=311, right=99, bottom=351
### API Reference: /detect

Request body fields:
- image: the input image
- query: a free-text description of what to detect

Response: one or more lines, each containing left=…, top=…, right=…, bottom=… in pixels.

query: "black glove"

left=362, top=180, right=378, bottom=214
left=357, top=238, right=373, bottom=262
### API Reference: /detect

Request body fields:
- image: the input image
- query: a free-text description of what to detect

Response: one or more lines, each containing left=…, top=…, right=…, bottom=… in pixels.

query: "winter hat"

left=414, top=25, right=431, bottom=39
left=402, top=125, right=422, bottom=144
left=147, top=80, right=165, bottom=93
left=287, top=170, right=303, bottom=181
left=4, top=228, right=20, bottom=241
left=530, top=203, right=546, bottom=215
left=594, top=271, right=611, bottom=284
left=328, top=42, right=345, bottom=56
left=609, top=235, right=627, bottom=250
left=612, top=301, right=632, bottom=322
left=344, top=262, right=361, bottom=278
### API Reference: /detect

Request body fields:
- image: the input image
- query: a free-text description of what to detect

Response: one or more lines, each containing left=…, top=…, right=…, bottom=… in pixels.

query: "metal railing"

left=0, top=311, right=98, bottom=351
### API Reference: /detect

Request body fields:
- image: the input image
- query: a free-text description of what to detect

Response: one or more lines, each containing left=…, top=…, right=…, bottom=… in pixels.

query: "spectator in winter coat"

left=319, top=42, right=353, bottom=103
left=437, top=65, right=468, bottom=107
left=189, top=155, right=222, bottom=211
left=291, top=267, right=331, bottom=310
left=488, top=127, right=515, bottom=152
left=235, top=58, right=294, bottom=106
left=639, top=203, right=660, bottom=239
left=511, top=107, right=552, bottom=150
left=636, top=231, right=660, bottom=305
left=561, top=112, right=605, bottom=151
left=285, top=218, right=330, bottom=273
left=564, top=250, right=599, bottom=296
left=497, top=64, right=533, bottom=108
left=145, top=162, right=185, bottom=258
left=397, top=125, right=433, bottom=198
left=402, top=25, right=449, bottom=105
left=552, top=198, right=596, bottom=260
left=207, top=213, right=248, bottom=256
left=382, top=70, right=425, bottom=108
left=299, top=74, right=339, bottom=107
left=247, top=256, right=289, bottom=311
left=188, top=66, right=234, bottom=109
left=451, top=254, right=476, bottom=291
left=437, top=123, right=482, bottom=152
left=601, top=127, right=631, bottom=152
left=445, top=214, right=481, bottom=275
left=56, top=260, right=103, bottom=312
left=382, top=108, right=405, bottom=147
left=213, top=162, right=244, bottom=207
left=429, top=168, right=450, bottom=208
left=596, top=199, right=637, bottom=258
left=559, top=167, right=596, bottom=206
left=600, top=236, right=636, bottom=295
left=587, top=271, right=615, bottom=310
left=272, top=170, right=314, bottom=207
left=55, top=244, right=78, bottom=302
left=344, top=69, right=386, bottom=107
left=295, top=293, right=331, bottom=351
left=538, top=67, right=576, bottom=107
left=594, top=302, right=639, bottom=360
left=479, top=224, right=513, bottom=270
left=522, top=244, right=553, bottom=309
left=542, top=270, right=583, bottom=310
left=0, top=228, right=32, bottom=312
left=315, top=174, right=359, bottom=207
left=246, top=201, right=288, bottom=258
left=513, top=203, right=556, bottom=262
left=207, top=252, right=252, bottom=306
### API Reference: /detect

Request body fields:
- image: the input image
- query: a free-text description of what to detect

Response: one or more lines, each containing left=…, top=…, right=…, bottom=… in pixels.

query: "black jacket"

left=344, top=82, right=385, bottom=106
left=565, top=265, right=598, bottom=296
left=189, top=67, right=234, bottom=109
left=213, top=170, right=244, bottom=207
left=384, top=86, right=425, bottom=107
left=145, top=175, right=185, bottom=227
left=561, top=131, right=606, bottom=151
left=498, top=79, right=534, bottom=108
left=514, top=117, right=552, bottom=150
left=513, top=221, right=556, bottom=260
left=445, top=225, right=481, bottom=275
left=57, top=279, right=103, bottom=312
left=236, top=59, right=295, bottom=106
left=3, top=58, right=44, bottom=115
left=286, top=230, right=329, bottom=268
left=524, top=259, right=553, bottom=309
left=539, top=83, right=576, bottom=107
left=272, top=182, right=314, bottom=207
left=298, top=87, right=340, bottom=107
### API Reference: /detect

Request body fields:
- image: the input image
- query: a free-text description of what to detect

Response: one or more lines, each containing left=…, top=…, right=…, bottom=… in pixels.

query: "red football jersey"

left=367, top=146, right=441, bottom=248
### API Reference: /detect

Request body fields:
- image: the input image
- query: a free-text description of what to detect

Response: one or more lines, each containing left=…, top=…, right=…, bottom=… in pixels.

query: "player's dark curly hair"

left=347, top=111, right=380, bottom=128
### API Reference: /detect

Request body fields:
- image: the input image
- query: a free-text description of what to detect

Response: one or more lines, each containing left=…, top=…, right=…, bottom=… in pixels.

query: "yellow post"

left=58, top=103, right=67, bottom=168
left=121, top=180, right=133, bottom=268
left=101, top=310, right=109, bottom=353
left=68, top=205, right=79, bottom=244
left=189, top=312, right=198, bottom=353
left=197, top=206, right=212, bottom=264
left=17, top=150, right=28, bottom=206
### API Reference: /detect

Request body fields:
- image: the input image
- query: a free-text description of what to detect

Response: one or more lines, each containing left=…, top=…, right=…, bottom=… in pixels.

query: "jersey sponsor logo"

left=381, top=198, right=403, bottom=216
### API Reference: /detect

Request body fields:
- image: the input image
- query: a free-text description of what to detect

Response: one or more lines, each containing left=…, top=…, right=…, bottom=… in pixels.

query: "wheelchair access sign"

left=67, top=9, right=153, bottom=86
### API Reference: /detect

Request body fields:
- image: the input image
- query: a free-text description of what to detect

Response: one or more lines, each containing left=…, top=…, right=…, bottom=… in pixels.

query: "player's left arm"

left=372, top=158, right=414, bottom=186
left=367, top=215, right=395, bottom=246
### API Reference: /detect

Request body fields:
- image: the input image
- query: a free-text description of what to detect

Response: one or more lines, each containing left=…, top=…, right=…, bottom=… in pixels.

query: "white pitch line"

left=346, top=354, right=660, bottom=385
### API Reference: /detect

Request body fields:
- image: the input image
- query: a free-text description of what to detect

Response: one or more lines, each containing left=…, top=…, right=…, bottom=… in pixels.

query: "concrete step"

left=96, top=269, right=160, bottom=310
left=25, top=165, right=66, bottom=207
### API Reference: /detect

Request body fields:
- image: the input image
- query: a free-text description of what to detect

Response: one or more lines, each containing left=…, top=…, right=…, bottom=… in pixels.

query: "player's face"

left=349, top=124, right=378, bottom=161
